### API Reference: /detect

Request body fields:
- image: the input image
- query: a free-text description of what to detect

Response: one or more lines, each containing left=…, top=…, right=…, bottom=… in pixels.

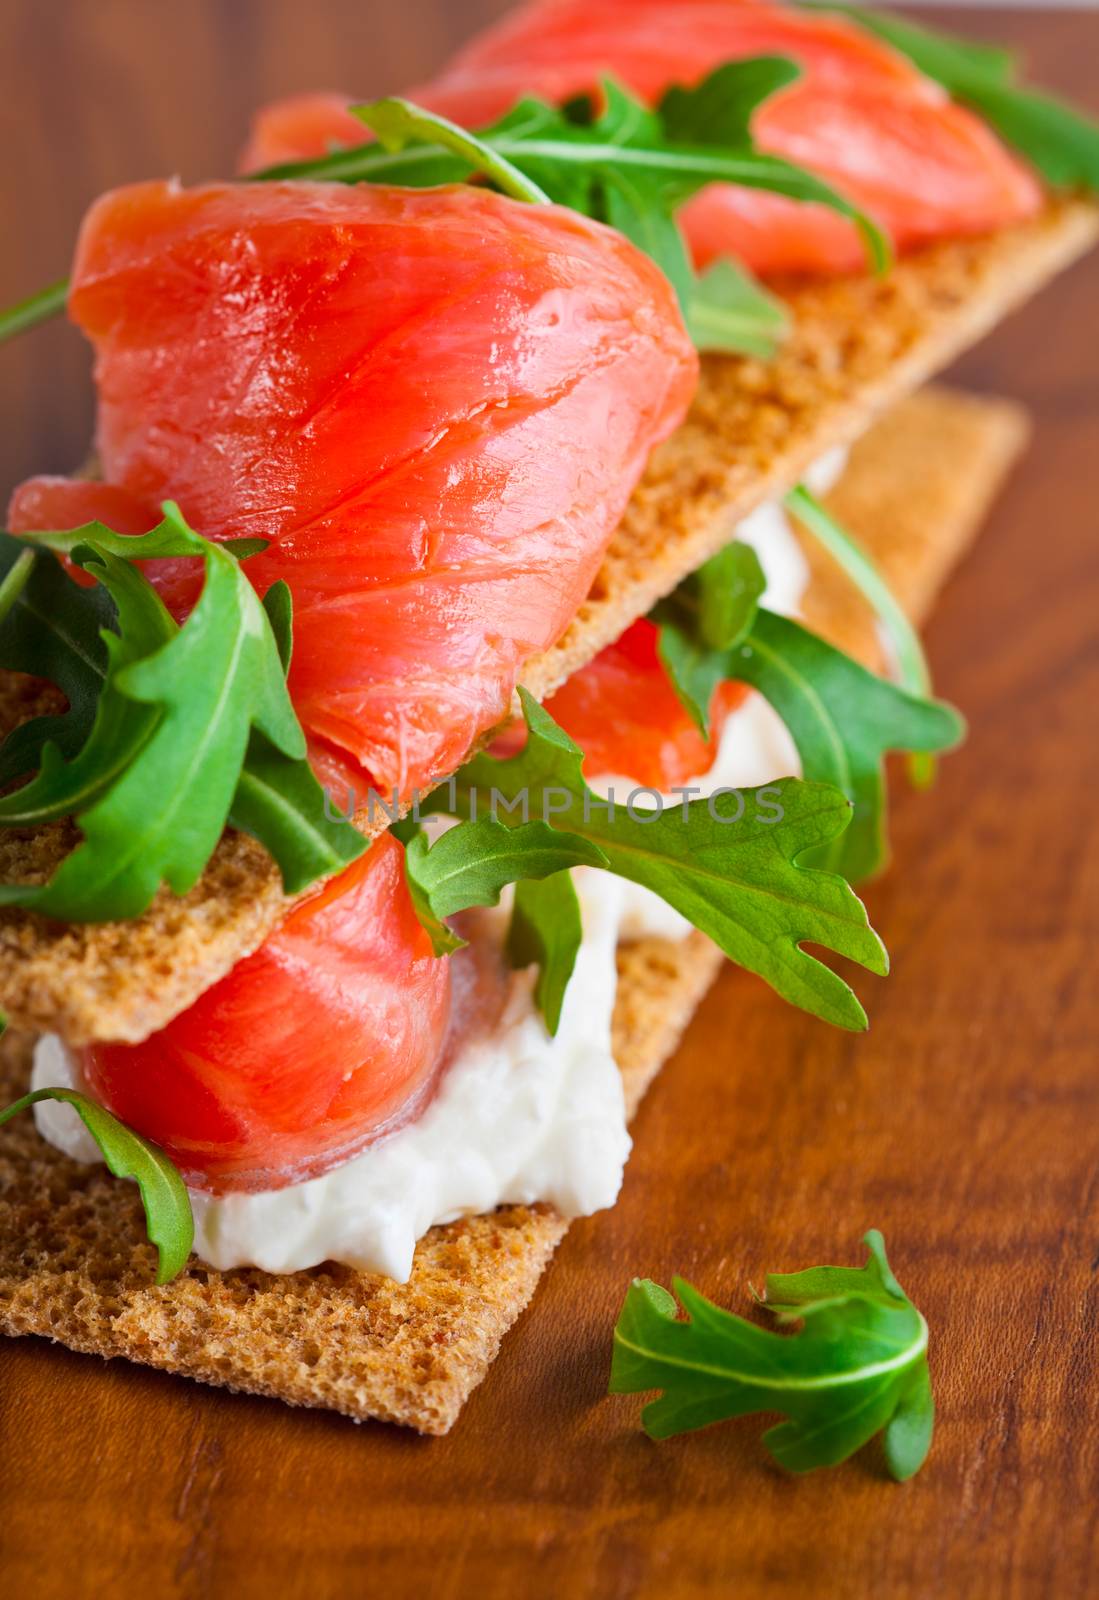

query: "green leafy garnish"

left=651, top=539, right=963, bottom=880
left=505, top=872, right=584, bottom=1037
left=653, top=540, right=768, bottom=738
left=786, top=485, right=941, bottom=786
left=0, top=548, right=35, bottom=627
left=0, top=544, right=175, bottom=828
left=734, top=610, right=963, bottom=881
left=338, top=67, right=886, bottom=332
left=0, top=507, right=366, bottom=920
left=0, top=1088, right=193, bottom=1284
left=352, top=96, right=552, bottom=205
left=687, top=260, right=788, bottom=360
left=0, top=529, right=118, bottom=787
left=610, top=1229, right=933, bottom=1480
left=805, top=2, right=1099, bottom=191
left=418, top=688, right=887, bottom=1032
left=403, top=817, right=606, bottom=957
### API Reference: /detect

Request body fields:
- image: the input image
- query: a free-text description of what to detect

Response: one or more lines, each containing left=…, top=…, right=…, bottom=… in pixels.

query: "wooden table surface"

left=1, top=5, right=1096, bottom=1596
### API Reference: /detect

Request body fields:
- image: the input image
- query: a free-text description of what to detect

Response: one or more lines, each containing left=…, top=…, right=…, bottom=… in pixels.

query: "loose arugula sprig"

left=0, top=1088, right=193, bottom=1283
left=610, top=1229, right=933, bottom=1480
left=0, top=508, right=366, bottom=921
left=407, top=688, right=888, bottom=1034
left=1, top=66, right=889, bottom=357
left=653, top=540, right=963, bottom=882
left=802, top=3, right=1099, bottom=191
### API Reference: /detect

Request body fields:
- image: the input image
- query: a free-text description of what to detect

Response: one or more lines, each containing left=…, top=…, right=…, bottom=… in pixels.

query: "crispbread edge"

left=0, top=385, right=1029, bottom=1433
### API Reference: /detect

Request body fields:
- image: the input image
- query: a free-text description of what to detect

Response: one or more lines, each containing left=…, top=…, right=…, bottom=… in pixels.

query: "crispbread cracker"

left=0, top=385, right=1028, bottom=1433
left=0, top=203, right=1090, bottom=1047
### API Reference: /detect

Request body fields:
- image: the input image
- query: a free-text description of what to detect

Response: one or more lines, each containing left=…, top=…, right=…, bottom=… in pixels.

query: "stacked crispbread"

left=0, top=201, right=1094, bottom=1432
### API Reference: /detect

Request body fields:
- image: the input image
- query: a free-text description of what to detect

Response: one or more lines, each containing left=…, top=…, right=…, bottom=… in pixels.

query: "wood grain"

left=0, top=6, right=1096, bottom=1597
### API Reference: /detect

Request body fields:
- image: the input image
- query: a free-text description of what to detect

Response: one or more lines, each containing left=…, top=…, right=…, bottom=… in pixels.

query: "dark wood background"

left=0, top=6, right=1096, bottom=1596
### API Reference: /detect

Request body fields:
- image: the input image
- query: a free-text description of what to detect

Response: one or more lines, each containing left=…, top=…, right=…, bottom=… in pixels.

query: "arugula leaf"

left=403, top=817, right=607, bottom=956
left=0, top=548, right=35, bottom=626
left=786, top=485, right=940, bottom=786
left=422, top=689, right=887, bottom=1031
left=0, top=505, right=365, bottom=920
left=351, top=96, right=552, bottom=205
left=0, top=531, right=117, bottom=787
left=227, top=730, right=368, bottom=896
left=610, top=1229, right=933, bottom=1479
left=654, top=541, right=768, bottom=736
left=250, top=70, right=887, bottom=344
left=0, top=546, right=173, bottom=826
left=661, top=56, right=801, bottom=147
left=505, top=872, right=584, bottom=1037
left=731, top=610, right=963, bottom=881
left=687, top=260, right=789, bottom=359
left=804, top=2, right=1099, bottom=191
left=261, top=579, right=294, bottom=672
left=652, top=535, right=962, bottom=879
left=0, top=1088, right=193, bottom=1284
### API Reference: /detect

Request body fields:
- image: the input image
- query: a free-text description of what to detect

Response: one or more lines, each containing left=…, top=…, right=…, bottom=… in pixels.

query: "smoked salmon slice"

left=539, top=617, right=750, bottom=788
left=9, top=180, right=696, bottom=800
left=243, top=0, right=1042, bottom=277
left=83, top=834, right=454, bottom=1192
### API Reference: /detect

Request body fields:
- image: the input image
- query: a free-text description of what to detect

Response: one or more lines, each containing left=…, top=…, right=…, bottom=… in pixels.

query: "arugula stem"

left=786, top=485, right=936, bottom=785
left=352, top=99, right=552, bottom=206
left=0, top=277, right=69, bottom=344
left=0, top=548, right=36, bottom=626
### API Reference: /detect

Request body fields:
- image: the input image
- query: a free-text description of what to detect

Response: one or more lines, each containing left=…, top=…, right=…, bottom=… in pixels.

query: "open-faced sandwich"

left=0, top=0, right=1096, bottom=1436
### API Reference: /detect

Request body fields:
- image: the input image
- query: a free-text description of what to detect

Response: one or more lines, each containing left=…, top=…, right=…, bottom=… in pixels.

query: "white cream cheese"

left=30, top=454, right=845, bottom=1280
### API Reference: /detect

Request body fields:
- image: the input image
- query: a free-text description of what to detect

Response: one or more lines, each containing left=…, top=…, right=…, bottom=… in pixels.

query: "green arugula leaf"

left=226, top=576, right=367, bottom=890
left=505, top=871, right=584, bottom=1036
left=403, top=817, right=607, bottom=956
left=804, top=2, right=1099, bottom=191
left=227, top=729, right=368, bottom=896
left=654, top=541, right=768, bottom=735
left=0, top=531, right=117, bottom=787
left=261, top=580, right=294, bottom=672
left=0, top=505, right=365, bottom=920
left=0, top=548, right=35, bottom=626
left=687, top=260, right=789, bottom=359
left=251, top=70, right=887, bottom=342
left=652, top=535, right=962, bottom=879
left=610, top=1229, right=933, bottom=1479
left=422, top=689, right=887, bottom=1031
left=730, top=610, right=963, bottom=881
left=0, top=1088, right=193, bottom=1284
left=0, top=546, right=174, bottom=826
left=351, top=96, right=552, bottom=205
left=786, top=485, right=939, bottom=786
left=661, top=56, right=801, bottom=146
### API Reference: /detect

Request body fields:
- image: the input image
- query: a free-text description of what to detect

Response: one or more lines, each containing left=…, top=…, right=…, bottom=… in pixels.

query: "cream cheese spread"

left=31, top=456, right=844, bottom=1281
